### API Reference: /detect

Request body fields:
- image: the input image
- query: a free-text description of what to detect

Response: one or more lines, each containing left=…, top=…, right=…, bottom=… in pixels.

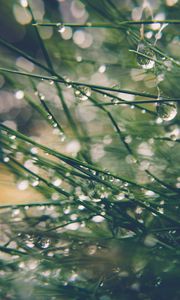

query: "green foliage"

left=0, top=0, right=180, bottom=299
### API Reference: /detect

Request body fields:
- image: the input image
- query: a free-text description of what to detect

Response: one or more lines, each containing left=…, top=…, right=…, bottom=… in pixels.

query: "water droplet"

left=17, top=180, right=29, bottom=191
left=35, top=237, right=51, bottom=249
left=144, top=234, right=157, bottom=247
left=52, top=177, right=62, bottom=187
left=156, top=101, right=177, bottom=121
left=158, top=207, right=164, bottom=214
left=39, top=93, right=45, bottom=100
left=66, top=83, right=72, bottom=89
left=15, top=90, right=24, bottom=99
left=74, top=86, right=91, bottom=101
left=164, top=60, right=172, bottom=71
left=111, top=98, right=119, bottom=105
left=86, top=22, right=92, bottom=27
left=57, top=23, right=65, bottom=33
left=155, top=277, right=162, bottom=287
left=91, top=215, right=105, bottom=223
left=53, top=122, right=58, bottom=128
left=65, top=222, right=80, bottom=230
left=98, top=64, right=106, bottom=73
left=23, top=234, right=35, bottom=248
left=60, top=133, right=66, bottom=142
left=76, top=55, right=82, bottom=62
left=31, top=179, right=39, bottom=187
left=20, top=0, right=28, bottom=8
left=30, top=147, right=38, bottom=154
left=136, top=43, right=155, bottom=69
left=9, top=135, right=16, bottom=140
left=141, top=109, right=146, bottom=114
left=3, top=157, right=10, bottom=163
left=116, top=192, right=125, bottom=201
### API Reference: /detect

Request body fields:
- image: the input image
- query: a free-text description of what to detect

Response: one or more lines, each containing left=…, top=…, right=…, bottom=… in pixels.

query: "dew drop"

left=53, top=122, right=58, bottom=128
left=31, top=179, right=39, bottom=187
left=65, top=222, right=80, bottom=230
left=39, top=93, right=45, bottom=100
left=35, top=237, right=51, bottom=249
left=9, top=135, right=16, bottom=140
left=23, top=234, right=35, bottom=248
left=52, top=177, right=62, bottom=187
left=144, top=234, right=157, bottom=247
left=76, top=55, right=82, bottom=62
left=30, top=147, right=38, bottom=154
left=57, top=23, right=65, bottom=33
left=98, top=64, right=106, bottom=73
left=60, top=133, right=66, bottom=142
left=141, top=109, right=146, bottom=114
left=74, top=86, right=91, bottom=101
left=92, top=215, right=105, bottom=223
left=111, top=98, right=119, bottom=105
left=15, top=90, right=24, bottom=99
left=20, top=0, right=28, bottom=8
left=156, top=101, right=177, bottom=121
left=136, top=43, right=155, bottom=69
left=3, top=157, right=10, bottom=163
left=17, top=180, right=29, bottom=191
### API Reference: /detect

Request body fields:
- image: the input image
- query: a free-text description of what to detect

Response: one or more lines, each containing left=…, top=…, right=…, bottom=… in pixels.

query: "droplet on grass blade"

left=9, top=134, right=16, bottom=140
left=21, top=233, right=35, bottom=248
left=20, top=0, right=28, bottom=8
left=92, top=215, right=105, bottom=223
left=57, top=23, right=65, bottom=33
left=74, top=86, right=91, bottom=101
left=136, top=43, right=155, bottom=69
left=49, top=80, right=54, bottom=85
left=156, top=101, right=177, bottom=121
left=35, top=237, right=51, bottom=249
left=31, top=178, right=39, bottom=187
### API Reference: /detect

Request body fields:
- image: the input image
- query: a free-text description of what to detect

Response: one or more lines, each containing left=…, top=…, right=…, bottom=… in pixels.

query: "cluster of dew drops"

left=136, top=42, right=178, bottom=122
left=57, top=21, right=178, bottom=122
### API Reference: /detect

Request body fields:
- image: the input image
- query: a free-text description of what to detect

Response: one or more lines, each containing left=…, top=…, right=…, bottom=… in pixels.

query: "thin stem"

left=33, top=19, right=180, bottom=28
left=94, top=99, right=180, bottom=106
left=0, top=67, right=160, bottom=99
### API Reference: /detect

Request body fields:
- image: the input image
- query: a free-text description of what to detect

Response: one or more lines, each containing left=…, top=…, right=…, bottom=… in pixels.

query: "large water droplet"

left=156, top=101, right=177, bottom=121
left=136, top=43, right=155, bottom=69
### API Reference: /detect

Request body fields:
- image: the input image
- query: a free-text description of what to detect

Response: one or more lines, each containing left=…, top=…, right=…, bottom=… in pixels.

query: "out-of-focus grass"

left=0, top=0, right=180, bottom=299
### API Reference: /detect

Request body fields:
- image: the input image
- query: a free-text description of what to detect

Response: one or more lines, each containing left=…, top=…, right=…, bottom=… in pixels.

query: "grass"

left=0, top=0, right=180, bottom=299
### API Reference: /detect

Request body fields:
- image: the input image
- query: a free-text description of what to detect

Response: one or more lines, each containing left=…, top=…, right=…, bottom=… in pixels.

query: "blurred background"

left=0, top=1, right=180, bottom=300
left=0, top=0, right=179, bottom=204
